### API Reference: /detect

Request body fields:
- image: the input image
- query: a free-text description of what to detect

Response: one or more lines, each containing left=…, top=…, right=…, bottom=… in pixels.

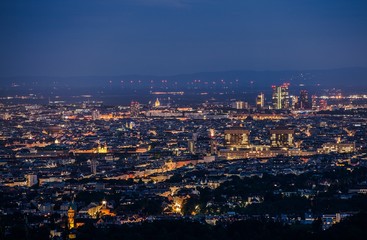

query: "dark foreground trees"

left=3, top=212, right=367, bottom=240
left=78, top=212, right=367, bottom=240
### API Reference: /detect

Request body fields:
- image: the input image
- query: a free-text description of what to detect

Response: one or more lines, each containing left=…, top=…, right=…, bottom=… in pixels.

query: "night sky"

left=1, top=0, right=367, bottom=77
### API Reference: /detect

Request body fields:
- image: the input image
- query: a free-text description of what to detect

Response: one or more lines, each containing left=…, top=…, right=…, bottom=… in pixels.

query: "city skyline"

left=1, top=1, right=367, bottom=240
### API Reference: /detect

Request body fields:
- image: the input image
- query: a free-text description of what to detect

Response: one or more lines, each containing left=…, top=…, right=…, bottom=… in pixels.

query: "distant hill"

left=1, top=67, right=366, bottom=94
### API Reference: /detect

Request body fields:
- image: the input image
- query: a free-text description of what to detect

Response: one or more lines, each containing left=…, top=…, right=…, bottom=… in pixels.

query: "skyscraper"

left=272, top=83, right=290, bottom=110
left=311, top=95, right=317, bottom=110
left=291, top=95, right=298, bottom=110
left=232, top=101, right=248, bottom=109
left=256, top=93, right=265, bottom=109
left=299, top=90, right=310, bottom=109
left=319, top=99, right=328, bottom=110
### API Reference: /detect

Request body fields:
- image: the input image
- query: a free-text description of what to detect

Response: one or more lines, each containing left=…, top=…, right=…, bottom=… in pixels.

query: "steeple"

left=154, top=98, right=160, bottom=107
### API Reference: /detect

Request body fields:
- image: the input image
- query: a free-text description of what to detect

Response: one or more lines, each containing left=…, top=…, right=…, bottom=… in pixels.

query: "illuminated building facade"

left=272, top=83, right=290, bottom=109
left=319, top=99, right=328, bottom=110
left=224, top=128, right=250, bottom=149
left=270, top=128, right=294, bottom=148
left=209, top=128, right=215, bottom=138
left=299, top=90, right=310, bottom=109
left=311, top=95, right=317, bottom=110
left=68, top=206, right=76, bottom=230
left=154, top=98, right=161, bottom=107
left=256, top=93, right=264, bottom=109
left=291, top=95, right=298, bottom=110
left=232, top=101, right=248, bottom=109
left=317, top=142, right=355, bottom=154
left=97, top=143, right=108, bottom=153
left=91, top=110, right=100, bottom=120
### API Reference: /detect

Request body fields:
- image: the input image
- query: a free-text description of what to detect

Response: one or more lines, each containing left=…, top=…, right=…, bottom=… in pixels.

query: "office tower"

left=130, top=101, right=140, bottom=118
left=26, top=174, right=38, bottom=187
left=270, top=128, right=294, bottom=148
left=232, top=101, right=248, bottom=109
left=224, top=127, right=250, bottom=148
left=272, top=83, right=290, bottom=109
left=311, top=95, right=317, bottom=110
left=299, top=90, right=310, bottom=109
left=256, top=93, right=265, bottom=109
left=319, top=99, right=328, bottom=110
left=291, top=95, right=298, bottom=110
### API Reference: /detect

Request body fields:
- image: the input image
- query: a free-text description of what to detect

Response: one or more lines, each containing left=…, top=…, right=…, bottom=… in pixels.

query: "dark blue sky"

left=1, top=0, right=367, bottom=76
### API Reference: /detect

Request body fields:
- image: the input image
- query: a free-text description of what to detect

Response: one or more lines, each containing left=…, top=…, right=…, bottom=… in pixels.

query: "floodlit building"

left=272, top=83, right=290, bottom=109
left=232, top=101, right=248, bottom=109
left=154, top=98, right=161, bottom=107
left=224, top=127, right=250, bottom=149
left=256, top=93, right=265, bottom=109
left=317, top=142, right=355, bottom=154
left=299, top=90, right=310, bottom=109
left=270, top=128, right=294, bottom=148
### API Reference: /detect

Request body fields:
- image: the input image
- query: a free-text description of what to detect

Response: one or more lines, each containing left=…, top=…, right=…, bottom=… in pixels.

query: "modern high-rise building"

left=319, top=99, right=328, bottom=110
left=311, top=95, right=317, bottom=110
left=291, top=95, right=298, bottom=110
left=299, top=90, right=310, bottom=109
left=130, top=101, right=140, bottom=118
left=270, top=128, right=294, bottom=148
left=256, top=93, right=265, bottom=109
left=232, top=101, right=248, bottom=109
left=224, top=127, right=250, bottom=148
left=272, top=83, right=290, bottom=109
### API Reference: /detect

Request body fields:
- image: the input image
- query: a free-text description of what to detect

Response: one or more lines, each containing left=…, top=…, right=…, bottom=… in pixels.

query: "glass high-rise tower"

left=272, top=83, right=290, bottom=109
